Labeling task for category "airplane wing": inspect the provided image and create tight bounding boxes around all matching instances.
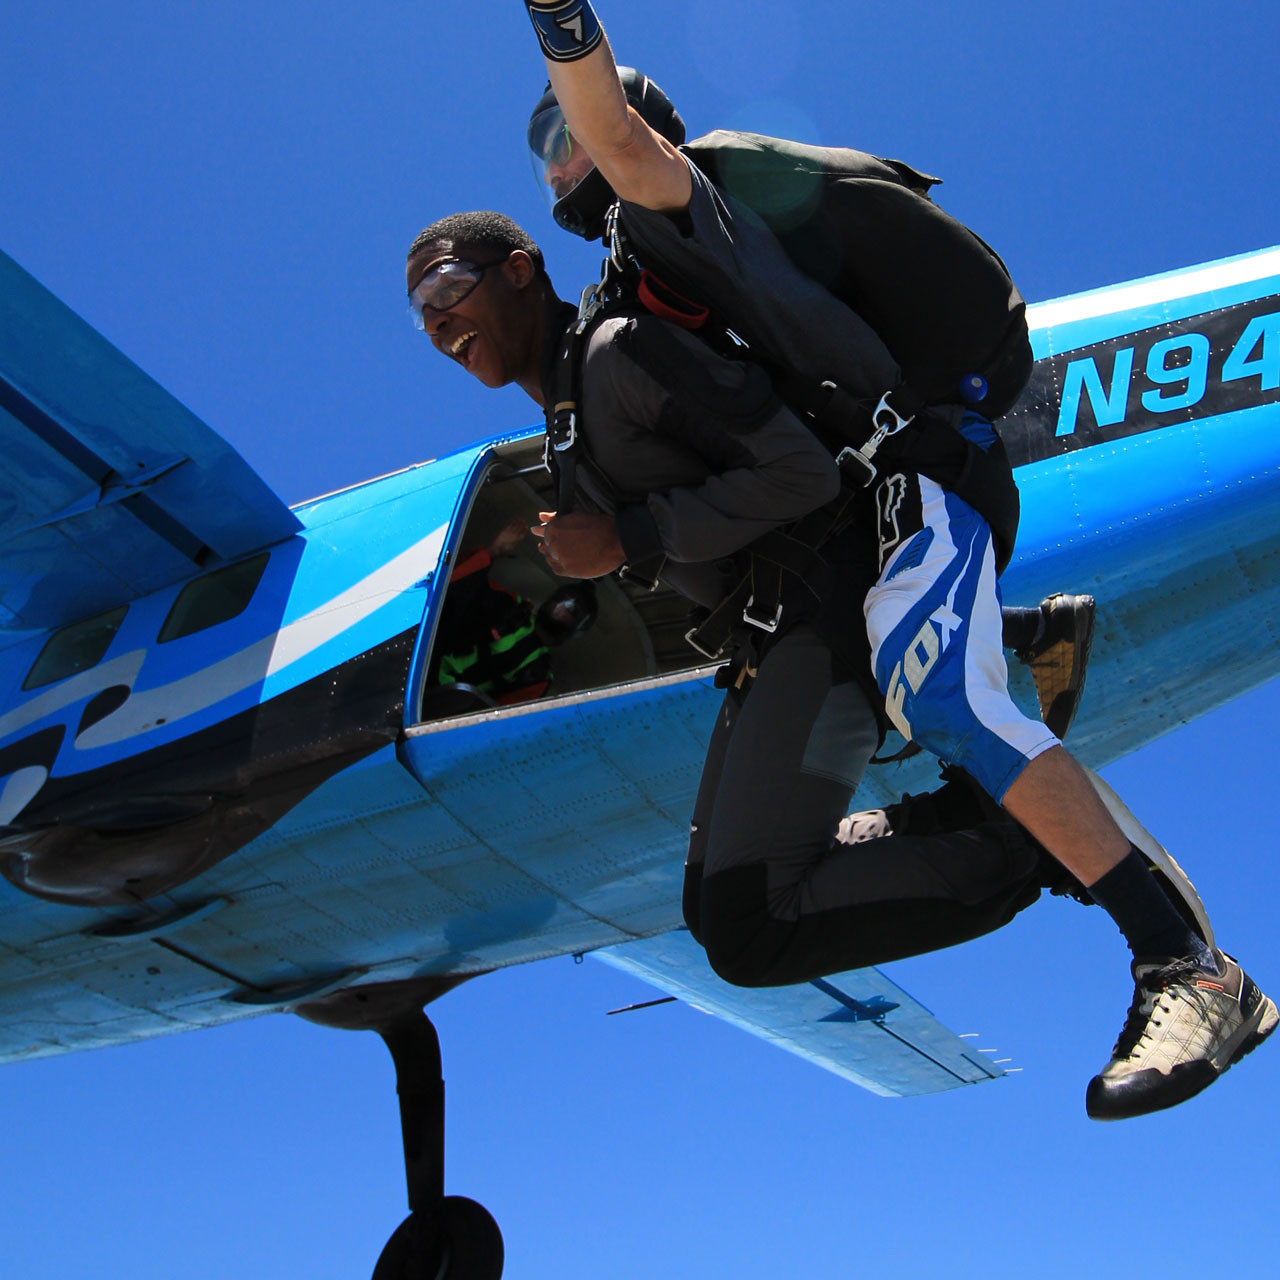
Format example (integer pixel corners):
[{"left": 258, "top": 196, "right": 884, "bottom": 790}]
[
  {"left": 595, "top": 929, "right": 1004, "bottom": 1097},
  {"left": 0, "top": 250, "right": 300, "bottom": 635}
]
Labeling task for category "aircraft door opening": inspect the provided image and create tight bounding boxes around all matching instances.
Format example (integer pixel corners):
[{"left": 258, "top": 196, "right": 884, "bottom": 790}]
[{"left": 404, "top": 433, "right": 711, "bottom": 732}]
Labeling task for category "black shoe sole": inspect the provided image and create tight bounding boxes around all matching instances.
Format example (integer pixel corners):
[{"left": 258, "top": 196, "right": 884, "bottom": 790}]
[{"left": 1085, "top": 994, "right": 1278, "bottom": 1121}]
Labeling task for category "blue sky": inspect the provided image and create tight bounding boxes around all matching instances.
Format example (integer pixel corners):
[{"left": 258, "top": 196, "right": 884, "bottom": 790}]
[{"left": 2, "top": 3, "right": 1278, "bottom": 1277}]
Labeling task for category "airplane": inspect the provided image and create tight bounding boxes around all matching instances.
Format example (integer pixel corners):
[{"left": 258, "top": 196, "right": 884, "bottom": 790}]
[{"left": 2, "top": 238, "right": 1279, "bottom": 1279}]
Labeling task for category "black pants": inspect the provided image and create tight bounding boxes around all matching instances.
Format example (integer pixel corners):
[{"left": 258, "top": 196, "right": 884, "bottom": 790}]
[{"left": 683, "top": 624, "right": 1042, "bottom": 988}]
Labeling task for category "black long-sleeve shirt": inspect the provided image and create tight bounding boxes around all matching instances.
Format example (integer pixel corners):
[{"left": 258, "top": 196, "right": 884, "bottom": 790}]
[{"left": 566, "top": 309, "right": 840, "bottom": 609}]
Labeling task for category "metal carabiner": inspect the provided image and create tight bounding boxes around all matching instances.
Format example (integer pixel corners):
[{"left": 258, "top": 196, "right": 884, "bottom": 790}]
[{"left": 836, "top": 391, "right": 916, "bottom": 487}]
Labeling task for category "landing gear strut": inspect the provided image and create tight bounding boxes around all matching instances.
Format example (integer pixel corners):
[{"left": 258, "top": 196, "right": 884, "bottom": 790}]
[
  {"left": 371, "top": 1012, "right": 504, "bottom": 1280},
  {"left": 293, "top": 979, "right": 504, "bottom": 1279}
]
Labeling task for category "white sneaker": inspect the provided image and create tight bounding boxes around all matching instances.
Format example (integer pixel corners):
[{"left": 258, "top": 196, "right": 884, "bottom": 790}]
[{"left": 1086, "top": 949, "right": 1277, "bottom": 1120}]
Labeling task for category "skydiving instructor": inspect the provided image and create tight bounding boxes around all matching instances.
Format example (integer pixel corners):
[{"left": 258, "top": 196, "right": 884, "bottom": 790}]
[{"left": 425, "top": 0, "right": 1275, "bottom": 1122}]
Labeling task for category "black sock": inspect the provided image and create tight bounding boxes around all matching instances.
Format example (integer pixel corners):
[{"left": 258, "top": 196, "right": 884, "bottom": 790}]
[
  {"left": 1001, "top": 606, "right": 1044, "bottom": 653},
  {"left": 1087, "top": 846, "right": 1215, "bottom": 967}
]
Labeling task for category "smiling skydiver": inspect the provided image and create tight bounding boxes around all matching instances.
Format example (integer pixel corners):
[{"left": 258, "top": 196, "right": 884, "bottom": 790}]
[
  {"left": 408, "top": 210, "right": 1060, "bottom": 1007},
  {"left": 505, "top": 0, "right": 1276, "bottom": 1120}
]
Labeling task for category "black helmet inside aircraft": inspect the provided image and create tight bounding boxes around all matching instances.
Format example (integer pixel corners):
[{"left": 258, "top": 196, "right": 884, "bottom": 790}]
[{"left": 535, "top": 581, "right": 599, "bottom": 645}]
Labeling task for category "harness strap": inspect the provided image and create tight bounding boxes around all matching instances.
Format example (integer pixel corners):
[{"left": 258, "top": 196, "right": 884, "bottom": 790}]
[
  {"left": 544, "top": 205, "right": 660, "bottom": 515},
  {"left": 777, "top": 371, "right": 1020, "bottom": 573},
  {"left": 617, "top": 554, "right": 667, "bottom": 591},
  {"left": 683, "top": 488, "right": 859, "bottom": 661},
  {"left": 685, "top": 573, "right": 756, "bottom": 661},
  {"left": 545, "top": 271, "right": 631, "bottom": 515},
  {"left": 870, "top": 739, "right": 924, "bottom": 765},
  {"left": 636, "top": 270, "right": 710, "bottom": 330},
  {"left": 545, "top": 399, "right": 580, "bottom": 511}
]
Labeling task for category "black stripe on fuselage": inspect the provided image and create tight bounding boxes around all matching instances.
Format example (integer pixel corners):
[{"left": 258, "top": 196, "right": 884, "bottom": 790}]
[
  {"left": 0, "top": 627, "right": 416, "bottom": 907},
  {"left": 999, "top": 293, "right": 1280, "bottom": 468}
]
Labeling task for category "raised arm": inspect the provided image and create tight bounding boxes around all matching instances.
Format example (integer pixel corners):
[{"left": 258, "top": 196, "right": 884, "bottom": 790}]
[{"left": 522, "top": 1, "right": 692, "bottom": 213}]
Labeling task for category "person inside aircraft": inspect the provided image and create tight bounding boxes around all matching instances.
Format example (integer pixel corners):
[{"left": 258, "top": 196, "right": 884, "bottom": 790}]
[
  {"left": 403, "top": 205, "right": 1273, "bottom": 1120},
  {"left": 503, "top": 0, "right": 1277, "bottom": 1120},
  {"left": 430, "top": 516, "right": 597, "bottom": 707}
]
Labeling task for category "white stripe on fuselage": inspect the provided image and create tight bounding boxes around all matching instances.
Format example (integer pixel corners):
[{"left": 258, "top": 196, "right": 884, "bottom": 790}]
[
  {"left": 0, "top": 766, "right": 49, "bottom": 824},
  {"left": 1028, "top": 248, "right": 1280, "bottom": 330},
  {"left": 0, "top": 650, "right": 147, "bottom": 745},
  {"left": 42, "top": 523, "right": 446, "bottom": 753}
]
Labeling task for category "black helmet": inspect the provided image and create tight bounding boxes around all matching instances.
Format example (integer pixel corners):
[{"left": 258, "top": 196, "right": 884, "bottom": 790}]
[
  {"left": 527, "top": 67, "right": 686, "bottom": 242},
  {"left": 535, "top": 581, "right": 598, "bottom": 645}
]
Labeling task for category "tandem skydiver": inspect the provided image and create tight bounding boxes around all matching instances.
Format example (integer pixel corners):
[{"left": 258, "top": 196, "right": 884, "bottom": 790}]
[
  {"left": 408, "top": 207, "right": 1055, "bottom": 1016},
  {"left": 525, "top": 68, "right": 1091, "bottom": 745},
  {"left": 491, "top": 0, "right": 1276, "bottom": 1122},
  {"left": 403, "top": 200, "right": 1273, "bottom": 1123}
]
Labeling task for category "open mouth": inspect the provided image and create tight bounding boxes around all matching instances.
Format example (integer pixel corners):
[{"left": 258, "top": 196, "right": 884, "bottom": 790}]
[{"left": 450, "top": 331, "right": 478, "bottom": 364}]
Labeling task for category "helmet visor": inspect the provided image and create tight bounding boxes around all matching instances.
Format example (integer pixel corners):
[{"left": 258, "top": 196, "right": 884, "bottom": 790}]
[{"left": 527, "top": 103, "right": 596, "bottom": 207}]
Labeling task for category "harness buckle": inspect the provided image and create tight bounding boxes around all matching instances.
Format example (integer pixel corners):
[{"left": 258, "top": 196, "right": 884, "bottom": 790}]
[
  {"left": 549, "top": 403, "right": 578, "bottom": 452},
  {"left": 871, "top": 390, "right": 915, "bottom": 438},
  {"left": 835, "top": 445, "right": 879, "bottom": 488},
  {"left": 574, "top": 281, "right": 603, "bottom": 335},
  {"left": 742, "top": 595, "right": 782, "bottom": 633},
  {"left": 683, "top": 625, "right": 725, "bottom": 661},
  {"left": 863, "top": 390, "right": 915, "bottom": 459},
  {"left": 617, "top": 563, "right": 663, "bottom": 592}
]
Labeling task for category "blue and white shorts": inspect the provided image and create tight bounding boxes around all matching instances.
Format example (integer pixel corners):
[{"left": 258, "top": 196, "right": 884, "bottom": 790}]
[{"left": 864, "top": 419, "right": 1058, "bottom": 802}]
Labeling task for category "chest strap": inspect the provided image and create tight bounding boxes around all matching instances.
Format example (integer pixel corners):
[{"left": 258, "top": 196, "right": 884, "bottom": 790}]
[{"left": 544, "top": 209, "right": 648, "bottom": 514}]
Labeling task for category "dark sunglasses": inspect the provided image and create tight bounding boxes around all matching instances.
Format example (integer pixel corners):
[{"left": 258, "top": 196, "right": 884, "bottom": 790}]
[{"left": 408, "top": 256, "right": 508, "bottom": 329}]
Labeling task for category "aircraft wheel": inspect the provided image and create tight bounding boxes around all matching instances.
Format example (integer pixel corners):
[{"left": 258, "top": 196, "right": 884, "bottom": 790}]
[{"left": 373, "top": 1197, "right": 504, "bottom": 1280}]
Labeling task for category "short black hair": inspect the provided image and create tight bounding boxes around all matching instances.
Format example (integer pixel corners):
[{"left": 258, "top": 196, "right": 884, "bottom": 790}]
[{"left": 407, "top": 211, "right": 546, "bottom": 278}]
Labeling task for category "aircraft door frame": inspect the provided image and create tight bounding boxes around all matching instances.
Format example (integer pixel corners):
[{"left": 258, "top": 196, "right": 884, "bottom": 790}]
[{"left": 401, "top": 430, "right": 549, "bottom": 731}]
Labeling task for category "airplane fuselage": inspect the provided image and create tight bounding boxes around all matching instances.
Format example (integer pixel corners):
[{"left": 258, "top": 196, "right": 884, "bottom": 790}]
[{"left": 1, "top": 246, "right": 1278, "bottom": 1063}]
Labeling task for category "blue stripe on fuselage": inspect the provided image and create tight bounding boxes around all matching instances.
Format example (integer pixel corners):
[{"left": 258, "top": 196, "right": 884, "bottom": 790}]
[
  {"left": 0, "top": 446, "right": 484, "bottom": 781},
  {"left": 1014, "top": 398, "right": 1280, "bottom": 562}
]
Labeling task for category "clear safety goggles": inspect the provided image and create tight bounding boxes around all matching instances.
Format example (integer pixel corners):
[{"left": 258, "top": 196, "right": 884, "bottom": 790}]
[
  {"left": 407, "top": 257, "right": 506, "bottom": 329},
  {"left": 527, "top": 103, "right": 593, "bottom": 204}
]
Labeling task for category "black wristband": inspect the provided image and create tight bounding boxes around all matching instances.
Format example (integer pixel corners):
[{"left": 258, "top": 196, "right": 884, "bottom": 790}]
[{"left": 524, "top": 0, "right": 603, "bottom": 63}]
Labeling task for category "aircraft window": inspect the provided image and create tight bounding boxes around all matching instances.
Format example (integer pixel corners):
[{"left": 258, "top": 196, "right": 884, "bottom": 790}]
[
  {"left": 158, "top": 553, "right": 270, "bottom": 643},
  {"left": 22, "top": 605, "right": 129, "bottom": 691}
]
